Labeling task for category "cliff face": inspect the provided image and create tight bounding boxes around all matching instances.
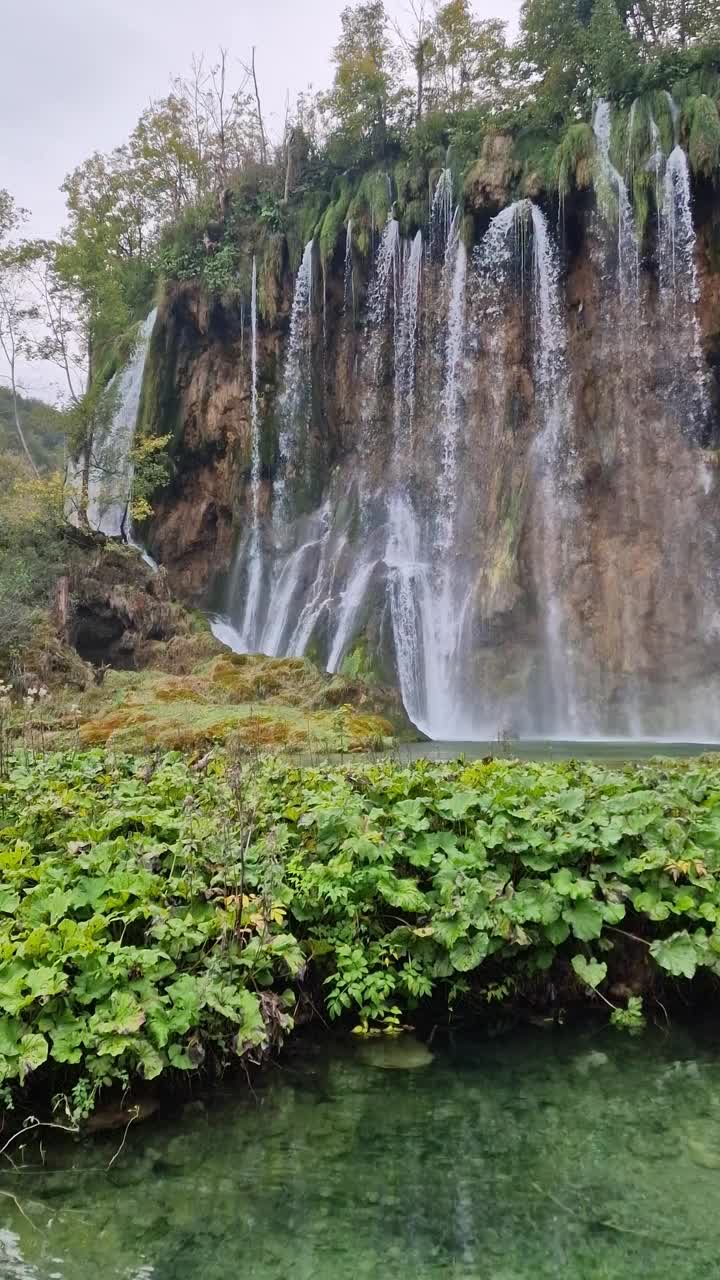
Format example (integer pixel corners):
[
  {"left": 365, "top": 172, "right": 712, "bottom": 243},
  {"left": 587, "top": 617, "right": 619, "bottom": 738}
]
[{"left": 141, "top": 171, "right": 720, "bottom": 739}]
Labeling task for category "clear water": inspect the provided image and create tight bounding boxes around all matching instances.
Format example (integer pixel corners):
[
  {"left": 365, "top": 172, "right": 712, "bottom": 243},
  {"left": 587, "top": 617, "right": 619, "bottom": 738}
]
[
  {"left": 4, "top": 1026, "right": 720, "bottom": 1278},
  {"left": 393, "top": 738, "right": 720, "bottom": 764}
]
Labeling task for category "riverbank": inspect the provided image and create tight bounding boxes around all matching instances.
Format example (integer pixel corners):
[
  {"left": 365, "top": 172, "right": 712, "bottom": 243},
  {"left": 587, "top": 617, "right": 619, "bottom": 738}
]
[{"left": 2, "top": 747, "right": 720, "bottom": 1122}]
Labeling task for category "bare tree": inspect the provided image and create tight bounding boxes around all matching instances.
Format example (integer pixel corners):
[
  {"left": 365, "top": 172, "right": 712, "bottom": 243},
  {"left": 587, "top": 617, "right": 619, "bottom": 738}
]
[
  {"left": 250, "top": 47, "right": 268, "bottom": 165},
  {"left": 392, "top": 0, "right": 433, "bottom": 121},
  {"left": 0, "top": 273, "right": 40, "bottom": 477},
  {"left": 0, "top": 194, "right": 40, "bottom": 476}
]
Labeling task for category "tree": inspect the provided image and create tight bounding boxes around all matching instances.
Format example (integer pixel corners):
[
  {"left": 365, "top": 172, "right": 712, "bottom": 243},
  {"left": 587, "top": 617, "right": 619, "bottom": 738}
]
[
  {"left": 326, "top": 2, "right": 406, "bottom": 155},
  {"left": 516, "top": 0, "right": 590, "bottom": 123},
  {"left": 0, "top": 193, "right": 40, "bottom": 476},
  {"left": 425, "top": 1, "right": 509, "bottom": 113},
  {"left": 585, "top": 0, "right": 640, "bottom": 96},
  {"left": 393, "top": 1, "right": 434, "bottom": 121}
]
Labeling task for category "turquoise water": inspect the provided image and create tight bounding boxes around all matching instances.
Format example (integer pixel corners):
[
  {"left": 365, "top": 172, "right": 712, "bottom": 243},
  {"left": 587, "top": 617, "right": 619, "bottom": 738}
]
[
  {"left": 397, "top": 739, "right": 720, "bottom": 763},
  {"left": 2, "top": 1025, "right": 720, "bottom": 1278}
]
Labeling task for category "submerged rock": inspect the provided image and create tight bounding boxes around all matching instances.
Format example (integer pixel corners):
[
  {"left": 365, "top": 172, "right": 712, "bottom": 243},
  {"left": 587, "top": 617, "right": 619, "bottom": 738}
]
[{"left": 356, "top": 1035, "right": 433, "bottom": 1071}]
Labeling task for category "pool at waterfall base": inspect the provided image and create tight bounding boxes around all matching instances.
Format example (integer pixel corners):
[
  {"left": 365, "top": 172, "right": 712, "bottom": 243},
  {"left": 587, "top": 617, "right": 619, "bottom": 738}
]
[{"left": 3, "top": 1023, "right": 720, "bottom": 1279}]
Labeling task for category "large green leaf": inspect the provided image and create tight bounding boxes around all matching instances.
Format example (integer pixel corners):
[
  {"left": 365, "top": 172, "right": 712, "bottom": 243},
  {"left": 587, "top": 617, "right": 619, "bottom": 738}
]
[
  {"left": 564, "top": 899, "right": 605, "bottom": 941},
  {"left": 571, "top": 955, "right": 607, "bottom": 989},
  {"left": 650, "top": 931, "right": 699, "bottom": 980},
  {"left": 449, "top": 933, "right": 489, "bottom": 972}
]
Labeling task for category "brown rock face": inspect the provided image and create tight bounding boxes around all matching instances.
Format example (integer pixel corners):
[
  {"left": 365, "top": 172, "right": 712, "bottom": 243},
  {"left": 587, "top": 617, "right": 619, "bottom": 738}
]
[{"left": 141, "top": 186, "right": 720, "bottom": 738}]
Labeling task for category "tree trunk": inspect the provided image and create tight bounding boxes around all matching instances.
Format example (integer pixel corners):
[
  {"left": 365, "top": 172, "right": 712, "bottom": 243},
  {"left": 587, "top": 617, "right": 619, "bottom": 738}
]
[
  {"left": 9, "top": 361, "right": 39, "bottom": 477},
  {"left": 251, "top": 48, "right": 268, "bottom": 166}
]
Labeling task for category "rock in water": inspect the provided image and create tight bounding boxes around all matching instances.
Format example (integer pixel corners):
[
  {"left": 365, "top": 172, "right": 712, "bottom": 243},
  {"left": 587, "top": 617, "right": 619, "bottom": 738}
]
[{"left": 356, "top": 1035, "right": 433, "bottom": 1070}]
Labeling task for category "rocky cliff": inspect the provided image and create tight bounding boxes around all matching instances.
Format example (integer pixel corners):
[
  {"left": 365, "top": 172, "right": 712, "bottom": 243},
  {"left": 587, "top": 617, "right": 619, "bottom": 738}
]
[{"left": 136, "top": 124, "right": 720, "bottom": 740}]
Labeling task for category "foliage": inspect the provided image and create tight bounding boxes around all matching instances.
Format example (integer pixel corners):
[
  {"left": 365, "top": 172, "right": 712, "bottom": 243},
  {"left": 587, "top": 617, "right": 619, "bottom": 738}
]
[
  {"left": 0, "top": 387, "right": 66, "bottom": 472},
  {"left": 0, "top": 751, "right": 298, "bottom": 1119},
  {"left": 5, "top": 750, "right": 720, "bottom": 1112},
  {"left": 245, "top": 753, "right": 720, "bottom": 1032},
  {"left": 323, "top": 1, "right": 409, "bottom": 162},
  {"left": 0, "top": 458, "right": 68, "bottom": 667},
  {"left": 554, "top": 123, "right": 596, "bottom": 197},
  {"left": 686, "top": 94, "right": 720, "bottom": 179}
]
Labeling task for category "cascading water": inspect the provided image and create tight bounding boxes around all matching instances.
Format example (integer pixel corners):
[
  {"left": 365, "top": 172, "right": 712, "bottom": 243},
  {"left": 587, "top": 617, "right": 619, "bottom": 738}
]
[
  {"left": 234, "top": 258, "right": 264, "bottom": 648},
  {"left": 211, "top": 124, "right": 718, "bottom": 741},
  {"left": 430, "top": 168, "right": 454, "bottom": 257},
  {"left": 73, "top": 309, "right": 157, "bottom": 537},
  {"left": 275, "top": 239, "right": 314, "bottom": 504},
  {"left": 593, "top": 99, "right": 639, "bottom": 297},
  {"left": 344, "top": 219, "right": 354, "bottom": 314},
  {"left": 528, "top": 203, "right": 579, "bottom": 732}
]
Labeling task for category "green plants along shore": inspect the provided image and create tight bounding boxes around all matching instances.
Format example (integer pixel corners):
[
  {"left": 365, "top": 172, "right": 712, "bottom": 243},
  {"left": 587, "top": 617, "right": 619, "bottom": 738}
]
[{"left": 2, "top": 749, "right": 720, "bottom": 1119}]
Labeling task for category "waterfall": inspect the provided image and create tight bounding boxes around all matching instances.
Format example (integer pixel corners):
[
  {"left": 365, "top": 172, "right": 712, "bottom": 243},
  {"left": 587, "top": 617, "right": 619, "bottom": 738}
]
[
  {"left": 438, "top": 213, "right": 467, "bottom": 549},
  {"left": 394, "top": 231, "right": 423, "bottom": 434},
  {"left": 326, "top": 559, "right": 377, "bottom": 673},
  {"left": 528, "top": 203, "right": 578, "bottom": 732},
  {"left": 275, "top": 240, "right": 314, "bottom": 504},
  {"left": 660, "top": 146, "right": 699, "bottom": 306},
  {"left": 593, "top": 99, "right": 639, "bottom": 296},
  {"left": 430, "top": 169, "right": 454, "bottom": 258},
  {"left": 78, "top": 308, "right": 157, "bottom": 537},
  {"left": 344, "top": 219, "right": 354, "bottom": 313},
  {"left": 235, "top": 258, "right": 264, "bottom": 649},
  {"left": 212, "top": 119, "right": 717, "bottom": 742}
]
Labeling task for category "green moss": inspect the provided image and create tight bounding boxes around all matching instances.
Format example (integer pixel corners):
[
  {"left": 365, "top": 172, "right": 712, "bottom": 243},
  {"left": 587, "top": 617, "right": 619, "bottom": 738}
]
[
  {"left": 394, "top": 159, "right": 426, "bottom": 203},
  {"left": 347, "top": 168, "right": 393, "bottom": 258},
  {"left": 318, "top": 184, "right": 353, "bottom": 266},
  {"left": 398, "top": 198, "right": 426, "bottom": 238},
  {"left": 258, "top": 233, "right": 285, "bottom": 325},
  {"left": 75, "top": 652, "right": 413, "bottom": 753},
  {"left": 285, "top": 190, "right": 330, "bottom": 273},
  {"left": 554, "top": 123, "right": 596, "bottom": 198},
  {"left": 632, "top": 168, "right": 654, "bottom": 243},
  {"left": 649, "top": 89, "right": 675, "bottom": 157},
  {"left": 687, "top": 95, "right": 720, "bottom": 180},
  {"left": 625, "top": 97, "right": 654, "bottom": 178},
  {"left": 340, "top": 638, "right": 380, "bottom": 685},
  {"left": 513, "top": 128, "right": 558, "bottom": 196},
  {"left": 135, "top": 301, "right": 181, "bottom": 447}
]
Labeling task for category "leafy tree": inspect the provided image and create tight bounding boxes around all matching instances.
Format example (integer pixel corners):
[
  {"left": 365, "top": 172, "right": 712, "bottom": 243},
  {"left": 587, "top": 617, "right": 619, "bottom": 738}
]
[
  {"left": 618, "top": 0, "right": 720, "bottom": 48},
  {"left": 515, "top": 0, "right": 590, "bottom": 124},
  {"left": 585, "top": 0, "right": 641, "bottom": 96},
  {"left": 325, "top": 2, "right": 407, "bottom": 157},
  {"left": 426, "top": 0, "right": 509, "bottom": 113}
]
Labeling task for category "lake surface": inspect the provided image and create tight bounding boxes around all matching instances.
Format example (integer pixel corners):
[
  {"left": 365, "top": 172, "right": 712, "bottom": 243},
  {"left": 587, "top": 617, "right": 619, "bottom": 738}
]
[
  {"left": 402, "top": 739, "right": 720, "bottom": 763},
  {"left": 3, "top": 1024, "right": 720, "bottom": 1278}
]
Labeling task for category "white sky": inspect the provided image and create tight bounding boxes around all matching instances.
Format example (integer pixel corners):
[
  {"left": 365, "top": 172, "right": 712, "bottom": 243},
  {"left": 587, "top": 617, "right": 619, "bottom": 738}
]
[{"left": 1, "top": 0, "right": 519, "bottom": 399}]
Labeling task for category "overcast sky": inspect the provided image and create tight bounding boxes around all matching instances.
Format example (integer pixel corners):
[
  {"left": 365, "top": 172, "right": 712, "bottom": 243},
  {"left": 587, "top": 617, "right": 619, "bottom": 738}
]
[{"left": 1, "top": 0, "right": 519, "bottom": 398}]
